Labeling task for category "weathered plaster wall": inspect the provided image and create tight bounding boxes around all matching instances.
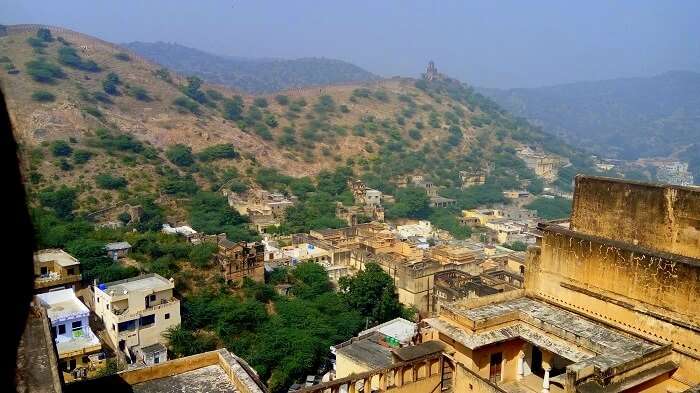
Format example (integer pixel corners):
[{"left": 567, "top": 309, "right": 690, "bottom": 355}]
[
  {"left": 526, "top": 229, "right": 700, "bottom": 386},
  {"left": 571, "top": 176, "right": 700, "bottom": 259}
]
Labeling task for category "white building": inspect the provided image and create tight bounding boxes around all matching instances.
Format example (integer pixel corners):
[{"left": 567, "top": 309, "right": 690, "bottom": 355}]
[
  {"left": 365, "top": 189, "right": 383, "bottom": 207},
  {"left": 395, "top": 220, "right": 434, "bottom": 239},
  {"left": 92, "top": 273, "right": 180, "bottom": 365},
  {"left": 36, "top": 289, "right": 101, "bottom": 376}
]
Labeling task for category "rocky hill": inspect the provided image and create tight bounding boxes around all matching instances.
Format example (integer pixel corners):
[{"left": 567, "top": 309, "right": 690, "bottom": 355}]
[
  {"left": 124, "top": 41, "right": 379, "bottom": 94},
  {"left": 1, "top": 24, "right": 595, "bottom": 217}
]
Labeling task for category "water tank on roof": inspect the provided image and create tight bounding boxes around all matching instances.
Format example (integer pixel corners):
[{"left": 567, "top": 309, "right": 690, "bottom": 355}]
[{"left": 98, "top": 283, "right": 107, "bottom": 291}]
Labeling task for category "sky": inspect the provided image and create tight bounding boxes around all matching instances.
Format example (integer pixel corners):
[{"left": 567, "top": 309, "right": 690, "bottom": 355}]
[{"left": 2, "top": 0, "right": 699, "bottom": 88}]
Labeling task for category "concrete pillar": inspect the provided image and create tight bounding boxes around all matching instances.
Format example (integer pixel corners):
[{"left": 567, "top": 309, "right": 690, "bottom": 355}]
[
  {"left": 363, "top": 377, "right": 371, "bottom": 393},
  {"left": 348, "top": 381, "right": 356, "bottom": 393},
  {"left": 379, "top": 372, "right": 387, "bottom": 390},
  {"left": 516, "top": 349, "right": 526, "bottom": 380},
  {"left": 425, "top": 359, "right": 432, "bottom": 376},
  {"left": 411, "top": 366, "right": 417, "bottom": 382},
  {"left": 541, "top": 366, "right": 551, "bottom": 393}
]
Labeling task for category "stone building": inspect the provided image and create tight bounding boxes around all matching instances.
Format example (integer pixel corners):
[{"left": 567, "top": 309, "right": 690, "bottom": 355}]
[
  {"left": 218, "top": 239, "right": 265, "bottom": 284},
  {"left": 297, "top": 175, "right": 700, "bottom": 393},
  {"left": 459, "top": 170, "right": 486, "bottom": 189}
]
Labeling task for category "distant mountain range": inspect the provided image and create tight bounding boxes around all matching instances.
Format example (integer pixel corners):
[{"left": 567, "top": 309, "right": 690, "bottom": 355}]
[
  {"left": 479, "top": 71, "right": 700, "bottom": 161},
  {"left": 123, "top": 41, "right": 379, "bottom": 94}
]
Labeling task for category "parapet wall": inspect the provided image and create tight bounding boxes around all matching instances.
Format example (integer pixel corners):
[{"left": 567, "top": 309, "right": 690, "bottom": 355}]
[{"left": 571, "top": 176, "right": 700, "bottom": 259}]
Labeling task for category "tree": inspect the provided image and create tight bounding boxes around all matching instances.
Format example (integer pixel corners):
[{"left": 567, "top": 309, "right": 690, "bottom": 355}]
[
  {"left": 275, "top": 95, "right": 289, "bottom": 105},
  {"left": 387, "top": 187, "right": 430, "bottom": 219},
  {"left": 188, "top": 192, "right": 257, "bottom": 241},
  {"left": 102, "top": 72, "right": 121, "bottom": 95},
  {"left": 339, "top": 263, "right": 403, "bottom": 324},
  {"left": 291, "top": 262, "right": 331, "bottom": 299},
  {"left": 38, "top": 186, "right": 77, "bottom": 219},
  {"left": 182, "top": 76, "right": 208, "bottom": 104},
  {"left": 36, "top": 28, "right": 54, "bottom": 42},
  {"left": 95, "top": 173, "right": 128, "bottom": 190},
  {"left": 189, "top": 243, "right": 218, "bottom": 267},
  {"left": 253, "top": 97, "right": 269, "bottom": 108},
  {"left": 166, "top": 144, "right": 194, "bottom": 167},
  {"left": 222, "top": 98, "right": 244, "bottom": 120},
  {"left": 25, "top": 58, "right": 65, "bottom": 83},
  {"left": 525, "top": 197, "right": 572, "bottom": 220},
  {"left": 51, "top": 140, "right": 72, "bottom": 157}
]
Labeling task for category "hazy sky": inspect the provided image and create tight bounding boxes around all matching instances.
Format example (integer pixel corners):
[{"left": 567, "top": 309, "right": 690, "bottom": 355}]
[{"left": 2, "top": 0, "right": 699, "bottom": 88}]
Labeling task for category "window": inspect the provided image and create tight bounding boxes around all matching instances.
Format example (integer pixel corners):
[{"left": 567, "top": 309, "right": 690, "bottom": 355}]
[
  {"left": 72, "top": 321, "right": 82, "bottom": 329},
  {"left": 139, "top": 314, "right": 155, "bottom": 327},
  {"left": 149, "top": 294, "right": 156, "bottom": 302},
  {"left": 164, "top": 313, "right": 170, "bottom": 320},
  {"left": 82, "top": 356, "right": 89, "bottom": 364},
  {"left": 118, "top": 319, "right": 138, "bottom": 332},
  {"left": 489, "top": 352, "right": 502, "bottom": 383},
  {"left": 67, "top": 268, "right": 75, "bottom": 275},
  {"left": 58, "top": 324, "right": 66, "bottom": 335},
  {"left": 96, "top": 297, "right": 100, "bottom": 303},
  {"left": 106, "top": 304, "right": 109, "bottom": 310},
  {"left": 154, "top": 356, "right": 160, "bottom": 364},
  {"left": 40, "top": 266, "right": 48, "bottom": 275}
]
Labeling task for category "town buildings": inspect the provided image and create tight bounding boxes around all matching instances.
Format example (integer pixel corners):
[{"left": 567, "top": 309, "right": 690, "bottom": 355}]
[
  {"left": 92, "top": 273, "right": 181, "bottom": 365},
  {"left": 34, "top": 249, "right": 82, "bottom": 293},
  {"left": 36, "top": 289, "right": 102, "bottom": 380},
  {"left": 297, "top": 175, "right": 700, "bottom": 393},
  {"left": 516, "top": 146, "right": 561, "bottom": 182},
  {"left": 218, "top": 239, "right": 266, "bottom": 284}
]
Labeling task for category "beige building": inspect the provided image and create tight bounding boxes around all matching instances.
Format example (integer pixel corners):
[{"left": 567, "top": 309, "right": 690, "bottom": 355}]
[
  {"left": 92, "top": 273, "right": 180, "bottom": 363},
  {"left": 34, "top": 249, "right": 82, "bottom": 293}
]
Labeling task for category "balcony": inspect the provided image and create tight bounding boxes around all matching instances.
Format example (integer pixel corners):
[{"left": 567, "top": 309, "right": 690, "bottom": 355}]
[
  {"left": 113, "top": 297, "right": 180, "bottom": 322},
  {"left": 34, "top": 273, "right": 82, "bottom": 289}
]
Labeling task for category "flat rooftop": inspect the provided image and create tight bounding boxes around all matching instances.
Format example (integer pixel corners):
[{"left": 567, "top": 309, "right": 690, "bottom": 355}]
[
  {"left": 37, "top": 288, "right": 89, "bottom": 321},
  {"left": 35, "top": 249, "right": 80, "bottom": 267},
  {"left": 335, "top": 332, "right": 394, "bottom": 370},
  {"left": 101, "top": 273, "right": 173, "bottom": 295},
  {"left": 429, "top": 297, "right": 661, "bottom": 372},
  {"left": 131, "top": 365, "right": 237, "bottom": 393}
]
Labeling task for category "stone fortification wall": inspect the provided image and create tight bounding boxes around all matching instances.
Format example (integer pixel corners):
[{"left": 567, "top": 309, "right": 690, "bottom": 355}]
[{"left": 571, "top": 175, "right": 700, "bottom": 259}]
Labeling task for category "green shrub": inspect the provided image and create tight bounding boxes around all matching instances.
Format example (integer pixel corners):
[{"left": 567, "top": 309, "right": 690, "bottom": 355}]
[
  {"left": 83, "top": 107, "right": 103, "bottom": 119},
  {"left": 189, "top": 243, "right": 218, "bottom": 267},
  {"left": 25, "top": 58, "right": 65, "bottom": 83},
  {"left": 161, "top": 174, "right": 199, "bottom": 196},
  {"left": 36, "top": 28, "right": 54, "bottom": 42},
  {"left": 26, "top": 37, "right": 47, "bottom": 49},
  {"left": 166, "top": 144, "right": 194, "bottom": 167},
  {"left": 254, "top": 123, "right": 273, "bottom": 141},
  {"left": 408, "top": 129, "right": 422, "bottom": 140},
  {"left": 314, "top": 95, "right": 336, "bottom": 114},
  {"left": 73, "top": 149, "right": 93, "bottom": 164},
  {"left": 51, "top": 140, "right": 72, "bottom": 157},
  {"left": 114, "top": 52, "right": 131, "bottom": 61},
  {"left": 173, "top": 96, "right": 200, "bottom": 115},
  {"left": 275, "top": 95, "right": 289, "bottom": 105},
  {"left": 339, "top": 104, "right": 350, "bottom": 113},
  {"left": 58, "top": 47, "right": 100, "bottom": 72},
  {"left": 31, "top": 90, "right": 55, "bottom": 102},
  {"left": 373, "top": 90, "right": 389, "bottom": 102},
  {"left": 222, "top": 97, "right": 244, "bottom": 120},
  {"left": 352, "top": 88, "right": 371, "bottom": 98},
  {"left": 154, "top": 68, "right": 172, "bottom": 83},
  {"left": 206, "top": 89, "right": 223, "bottom": 101},
  {"left": 264, "top": 114, "right": 278, "bottom": 128},
  {"left": 197, "top": 144, "right": 238, "bottom": 161},
  {"left": 95, "top": 173, "right": 128, "bottom": 189},
  {"left": 92, "top": 91, "right": 113, "bottom": 104},
  {"left": 253, "top": 97, "right": 268, "bottom": 108},
  {"left": 102, "top": 72, "right": 121, "bottom": 95},
  {"left": 129, "top": 86, "right": 151, "bottom": 101}
]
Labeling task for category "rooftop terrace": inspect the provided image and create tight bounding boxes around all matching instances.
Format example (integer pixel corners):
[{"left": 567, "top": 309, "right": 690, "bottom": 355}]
[
  {"left": 100, "top": 273, "right": 173, "bottom": 295},
  {"left": 35, "top": 249, "right": 80, "bottom": 267}
]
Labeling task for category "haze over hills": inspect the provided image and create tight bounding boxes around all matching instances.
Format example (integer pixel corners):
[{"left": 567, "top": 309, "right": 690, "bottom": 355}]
[
  {"left": 479, "top": 71, "right": 700, "bottom": 163},
  {"left": 1, "top": 24, "right": 598, "bottom": 220},
  {"left": 123, "top": 41, "right": 379, "bottom": 94}
]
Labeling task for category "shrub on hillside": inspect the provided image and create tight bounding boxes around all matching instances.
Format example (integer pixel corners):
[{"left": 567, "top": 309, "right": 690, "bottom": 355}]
[
  {"left": 275, "top": 95, "right": 289, "bottom": 105},
  {"left": 26, "top": 37, "right": 47, "bottom": 49},
  {"left": 253, "top": 97, "right": 268, "bottom": 108},
  {"left": 51, "top": 140, "right": 72, "bottom": 157},
  {"left": 196, "top": 144, "right": 238, "bottom": 162},
  {"left": 128, "top": 86, "right": 151, "bottom": 101},
  {"left": 58, "top": 47, "right": 100, "bottom": 72},
  {"left": 36, "top": 28, "right": 54, "bottom": 42},
  {"left": 32, "top": 90, "right": 55, "bottom": 102},
  {"left": 95, "top": 173, "right": 128, "bottom": 190},
  {"left": 166, "top": 144, "right": 194, "bottom": 167},
  {"left": 114, "top": 52, "right": 131, "bottom": 61},
  {"left": 25, "top": 58, "right": 65, "bottom": 83},
  {"left": 173, "top": 96, "right": 200, "bottom": 115},
  {"left": 73, "top": 150, "right": 93, "bottom": 164}
]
